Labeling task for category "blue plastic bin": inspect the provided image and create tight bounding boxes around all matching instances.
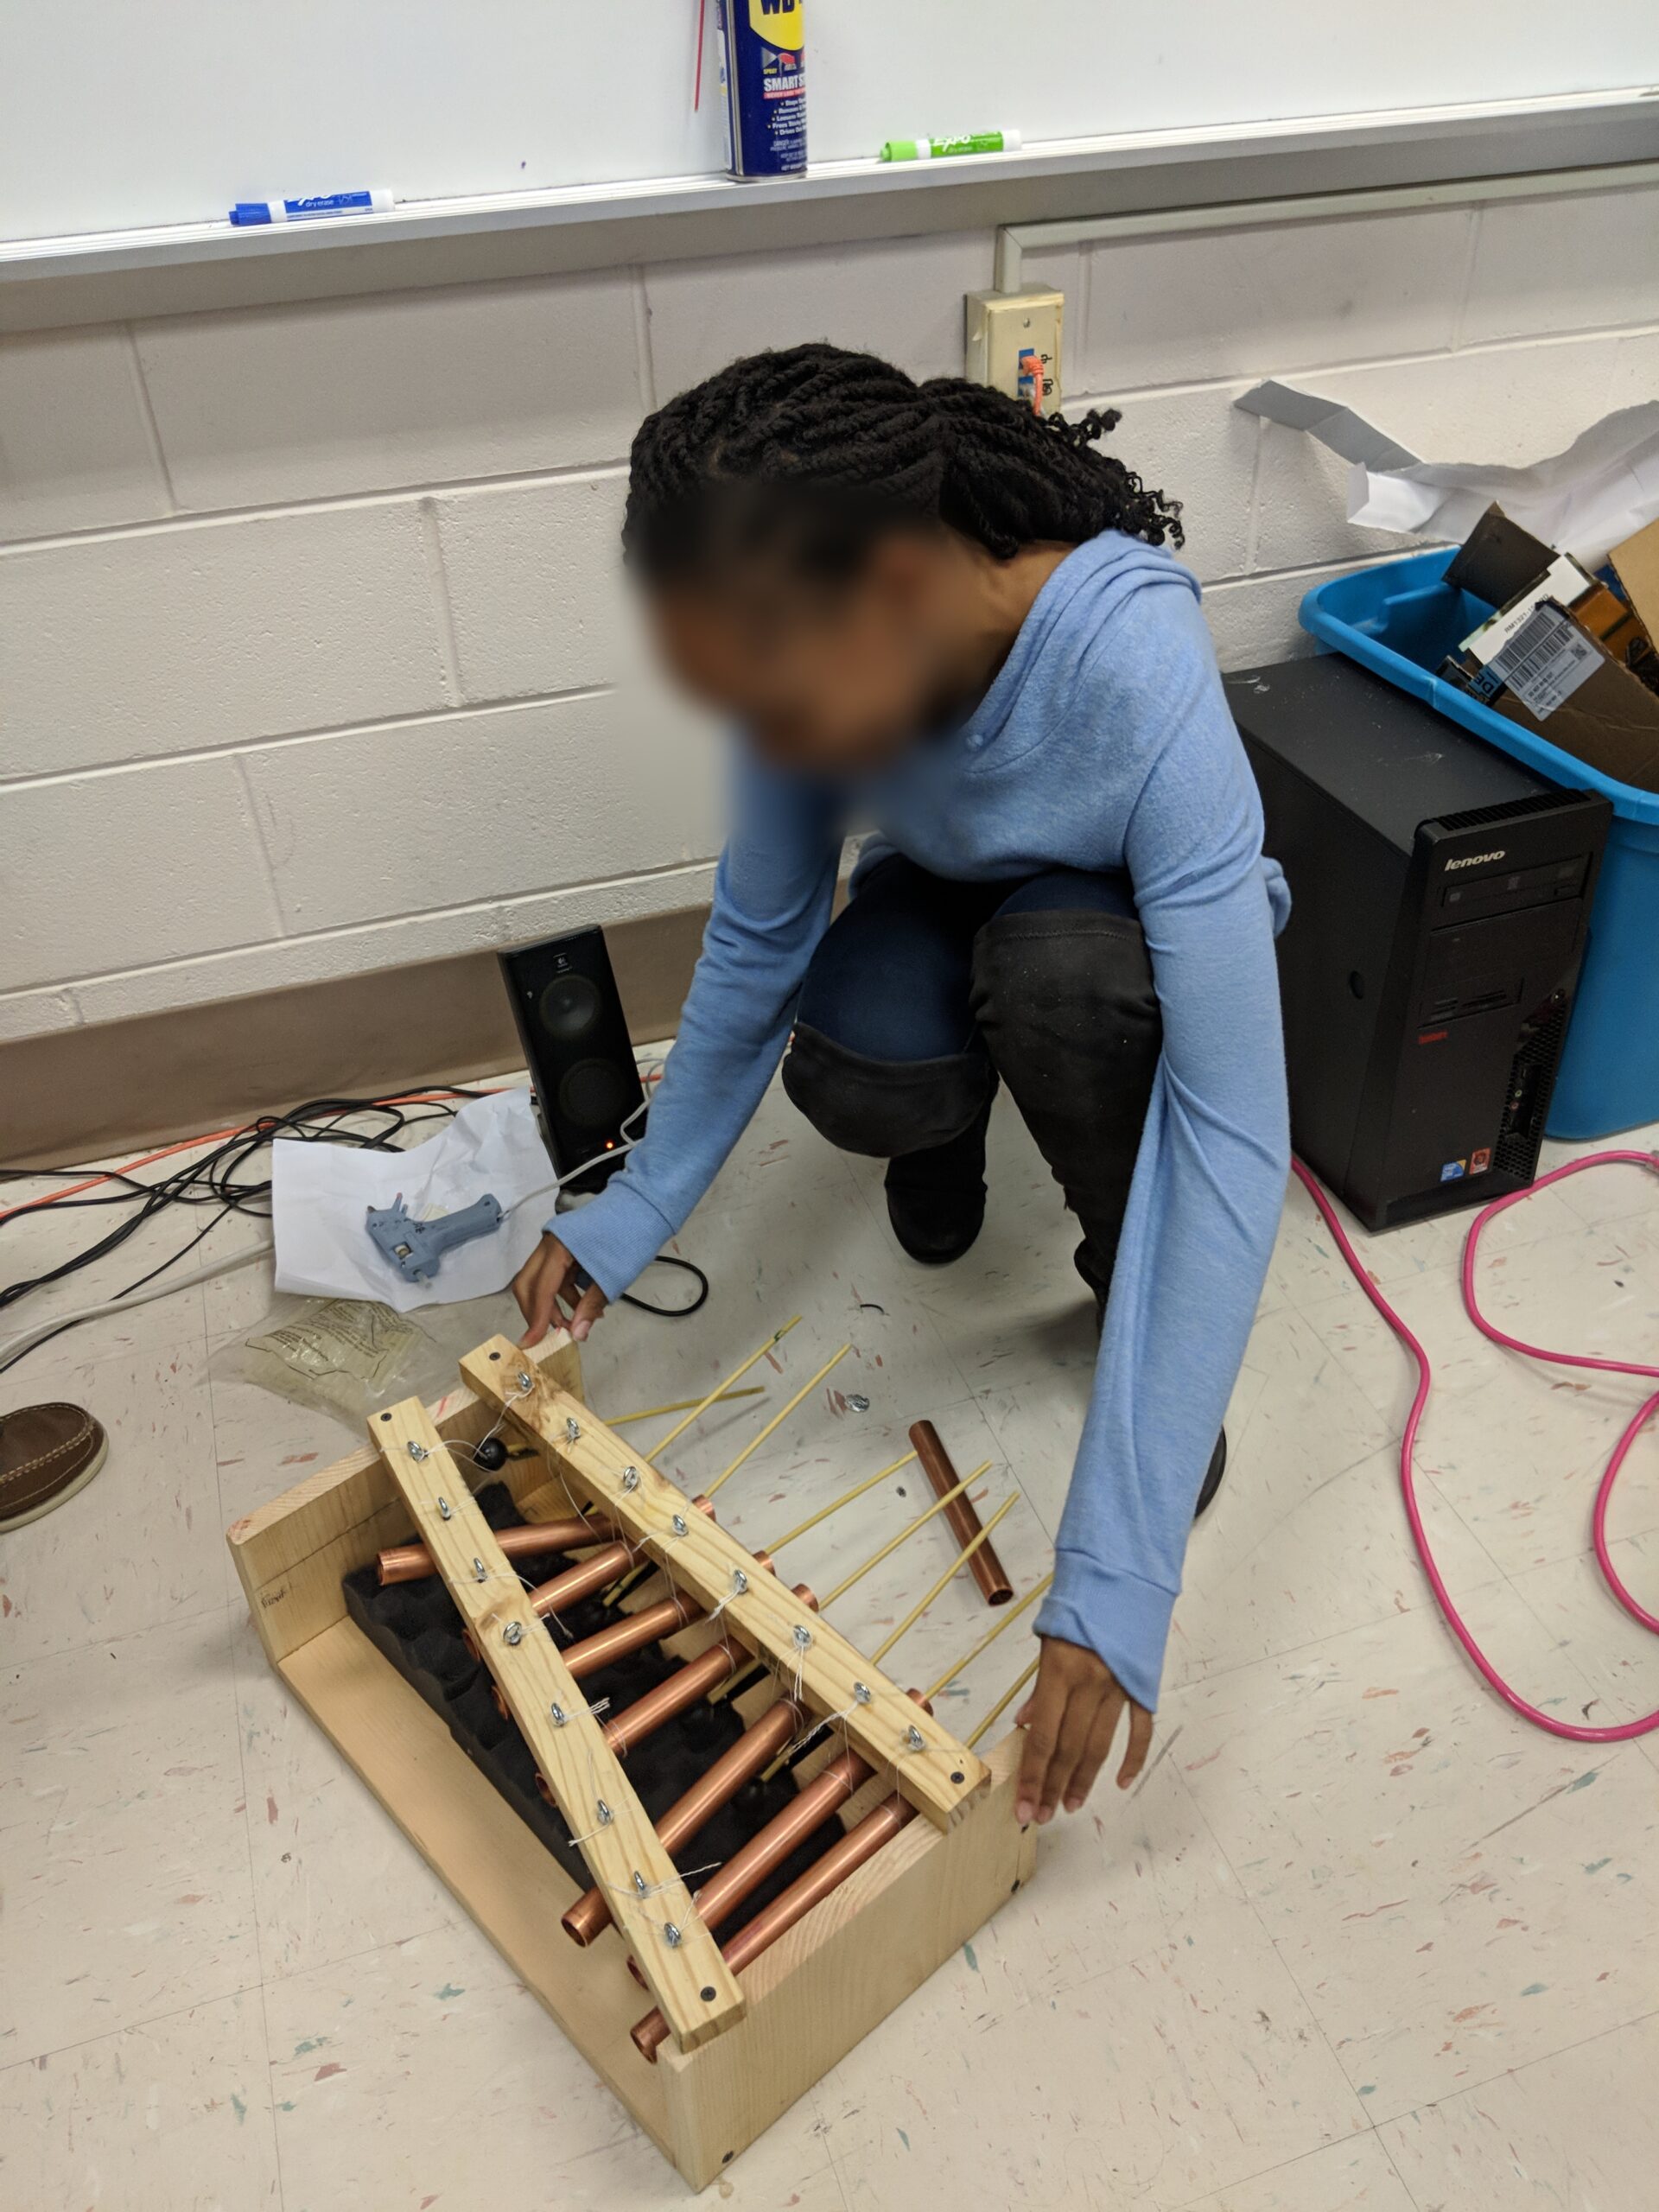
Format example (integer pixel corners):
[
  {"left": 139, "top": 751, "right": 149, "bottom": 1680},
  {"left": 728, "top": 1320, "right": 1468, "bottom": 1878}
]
[{"left": 1300, "top": 549, "right": 1659, "bottom": 1140}]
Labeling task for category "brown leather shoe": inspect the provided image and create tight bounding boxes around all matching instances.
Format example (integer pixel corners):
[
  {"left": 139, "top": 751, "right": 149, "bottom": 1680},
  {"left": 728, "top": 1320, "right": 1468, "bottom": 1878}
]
[{"left": 0, "top": 1403, "right": 109, "bottom": 1534}]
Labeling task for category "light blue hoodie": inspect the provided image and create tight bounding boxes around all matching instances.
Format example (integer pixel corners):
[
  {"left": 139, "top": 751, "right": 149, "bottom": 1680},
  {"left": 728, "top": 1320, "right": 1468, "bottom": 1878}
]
[{"left": 558, "top": 532, "right": 1289, "bottom": 1708}]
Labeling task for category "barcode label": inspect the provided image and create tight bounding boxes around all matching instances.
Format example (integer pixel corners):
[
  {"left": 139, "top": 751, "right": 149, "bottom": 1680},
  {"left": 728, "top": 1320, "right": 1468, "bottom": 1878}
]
[{"left": 1488, "top": 603, "right": 1599, "bottom": 721}]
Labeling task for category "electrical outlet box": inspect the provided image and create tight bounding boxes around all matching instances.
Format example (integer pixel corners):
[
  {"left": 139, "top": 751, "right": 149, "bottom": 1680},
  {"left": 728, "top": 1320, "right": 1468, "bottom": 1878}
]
[{"left": 964, "top": 288, "right": 1064, "bottom": 414}]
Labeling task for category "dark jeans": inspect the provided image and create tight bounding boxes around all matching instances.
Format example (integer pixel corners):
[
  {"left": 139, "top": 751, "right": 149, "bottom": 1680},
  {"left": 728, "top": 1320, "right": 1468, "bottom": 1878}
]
[{"left": 781, "top": 855, "right": 1164, "bottom": 1298}]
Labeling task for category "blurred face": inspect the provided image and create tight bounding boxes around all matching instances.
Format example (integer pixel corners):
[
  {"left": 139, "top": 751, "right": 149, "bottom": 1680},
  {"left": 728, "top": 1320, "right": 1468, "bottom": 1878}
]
[{"left": 646, "top": 527, "right": 963, "bottom": 773}]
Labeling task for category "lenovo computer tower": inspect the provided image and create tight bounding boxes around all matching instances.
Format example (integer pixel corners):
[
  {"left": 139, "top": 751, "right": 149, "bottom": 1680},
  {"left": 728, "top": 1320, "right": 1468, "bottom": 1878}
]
[{"left": 1228, "top": 655, "right": 1611, "bottom": 1231}]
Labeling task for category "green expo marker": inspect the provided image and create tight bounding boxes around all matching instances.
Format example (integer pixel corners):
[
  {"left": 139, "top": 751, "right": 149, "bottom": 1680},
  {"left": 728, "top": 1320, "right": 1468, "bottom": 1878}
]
[{"left": 880, "top": 129, "right": 1021, "bottom": 162}]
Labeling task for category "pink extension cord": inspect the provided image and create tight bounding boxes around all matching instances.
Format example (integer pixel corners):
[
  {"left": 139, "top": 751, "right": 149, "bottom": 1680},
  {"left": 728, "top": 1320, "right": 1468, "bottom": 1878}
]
[{"left": 1291, "top": 1150, "right": 1659, "bottom": 1742}]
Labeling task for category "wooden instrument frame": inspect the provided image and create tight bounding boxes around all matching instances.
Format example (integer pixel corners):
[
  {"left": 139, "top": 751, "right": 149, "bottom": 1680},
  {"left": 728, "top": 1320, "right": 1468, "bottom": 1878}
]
[{"left": 226, "top": 1331, "right": 1037, "bottom": 2191}]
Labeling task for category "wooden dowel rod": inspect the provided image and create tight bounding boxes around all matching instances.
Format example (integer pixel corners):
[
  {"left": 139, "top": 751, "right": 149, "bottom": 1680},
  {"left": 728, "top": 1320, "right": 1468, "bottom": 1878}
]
[
  {"left": 766, "top": 1449, "right": 918, "bottom": 1554},
  {"left": 869, "top": 1494, "right": 1018, "bottom": 1667},
  {"left": 646, "top": 1318, "right": 800, "bottom": 1458},
  {"left": 909, "top": 1419, "right": 1014, "bottom": 1606},
  {"left": 607, "top": 1385, "right": 762, "bottom": 1427},
  {"left": 968, "top": 1656, "right": 1040, "bottom": 1748},
  {"left": 816, "top": 1466, "right": 987, "bottom": 1611},
  {"left": 702, "top": 1344, "right": 851, "bottom": 1499},
  {"left": 921, "top": 1571, "right": 1052, "bottom": 1703}
]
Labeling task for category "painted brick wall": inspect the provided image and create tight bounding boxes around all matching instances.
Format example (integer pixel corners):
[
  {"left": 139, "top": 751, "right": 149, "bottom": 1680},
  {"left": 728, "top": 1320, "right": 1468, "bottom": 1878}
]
[{"left": 3, "top": 186, "right": 1656, "bottom": 1044}]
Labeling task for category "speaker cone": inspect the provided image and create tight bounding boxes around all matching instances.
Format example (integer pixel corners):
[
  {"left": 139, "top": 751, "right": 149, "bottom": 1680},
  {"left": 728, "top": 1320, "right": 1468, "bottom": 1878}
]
[
  {"left": 559, "top": 1058, "right": 633, "bottom": 1131},
  {"left": 537, "top": 973, "right": 601, "bottom": 1042}
]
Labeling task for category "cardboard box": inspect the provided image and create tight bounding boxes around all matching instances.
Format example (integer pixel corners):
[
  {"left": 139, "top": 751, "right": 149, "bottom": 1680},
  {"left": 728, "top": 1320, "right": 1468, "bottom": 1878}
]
[{"left": 1440, "top": 505, "right": 1659, "bottom": 792}]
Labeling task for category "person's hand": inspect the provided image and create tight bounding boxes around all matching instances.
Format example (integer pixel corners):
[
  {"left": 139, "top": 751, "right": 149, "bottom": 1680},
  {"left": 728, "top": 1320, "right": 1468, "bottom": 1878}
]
[
  {"left": 512, "top": 1232, "right": 608, "bottom": 1346},
  {"left": 1014, "top": 1633, "right": 1153, "bottom": 1825}
]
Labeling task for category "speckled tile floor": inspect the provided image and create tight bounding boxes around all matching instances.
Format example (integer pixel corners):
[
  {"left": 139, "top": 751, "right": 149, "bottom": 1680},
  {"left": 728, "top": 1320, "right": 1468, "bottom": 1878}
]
[{"left": 3, "top": 1070, "right": 1656, "bottom": 2210}]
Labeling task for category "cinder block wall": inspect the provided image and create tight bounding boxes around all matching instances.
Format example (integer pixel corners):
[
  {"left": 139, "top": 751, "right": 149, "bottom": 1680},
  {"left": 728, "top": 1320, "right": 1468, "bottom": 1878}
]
[{"left": 3, "top": 183, "right": 1656, "bottom": 1049}]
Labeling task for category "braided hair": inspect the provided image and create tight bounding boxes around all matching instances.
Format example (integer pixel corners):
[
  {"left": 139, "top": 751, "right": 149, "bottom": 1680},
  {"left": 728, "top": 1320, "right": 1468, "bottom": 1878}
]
[{"left": 622, "top": 342, "right": 1183, "bottom": 583}]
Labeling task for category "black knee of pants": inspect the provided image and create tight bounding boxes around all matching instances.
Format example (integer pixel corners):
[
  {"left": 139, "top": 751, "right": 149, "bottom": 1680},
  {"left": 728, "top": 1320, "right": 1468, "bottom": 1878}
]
[
  {"left": 969, "top": 907, "right": 1163, "bottom": 1296},
  {"left": 781, "top": 1023, "right": 994, "bottom": 1160}
]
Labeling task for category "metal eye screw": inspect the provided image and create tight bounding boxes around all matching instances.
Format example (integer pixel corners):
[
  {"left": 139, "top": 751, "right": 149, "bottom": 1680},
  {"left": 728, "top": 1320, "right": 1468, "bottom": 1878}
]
[
  {"left": 848, "top": 1394, "right": 870, "bottom": 1413},
  {"left": 472, "top": 1557, "right": 487, "bottom": 1582},
  {"left": 595, "top": 1799, "right": 613, "bottom": 1827},
  {"left": 621, "top": 1465, "right": 641, "bottom": 1492},
  {"left": 730, "top": 1568, "right": 749, "bottom": 1598},
  {"left": 853, "top": 1682, "right": 874, "bottom": 1707},
  {"left": 663, "top": 1923, "right": 683, "bottom": 1949},
  {"left": 502, "top": 1621, "right": 524, "bottom": 1647},
  {"left": 436, "top": 1496, "right": 453, "bottom": 1520},
  {"left": 906, "top": 1724, "right": 926, "bottom": 1751},
  {"left": 407, "top": 1440, "right": 429, "bottom": 1461},
  {"left": 565, "top": 1416, "right": 582, "bottom": 1444},
  {"left": 671, "top": 1513, "right": 690, "bottom": 1538},
  {"left": 792, "top": 1624, "right": 813, "bottom": 1652},
  {"left": 549, "top": 1702, "right": 568, "bottom": 1727},
  {"left": 632, "top": 1870, "right": 648, "bottom": 1895}
]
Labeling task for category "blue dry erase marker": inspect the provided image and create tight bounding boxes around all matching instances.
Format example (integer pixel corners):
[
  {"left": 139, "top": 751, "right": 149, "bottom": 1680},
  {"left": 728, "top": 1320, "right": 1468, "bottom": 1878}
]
[{"left": 230, "top": 190, "right": 394, "bottom": 226}]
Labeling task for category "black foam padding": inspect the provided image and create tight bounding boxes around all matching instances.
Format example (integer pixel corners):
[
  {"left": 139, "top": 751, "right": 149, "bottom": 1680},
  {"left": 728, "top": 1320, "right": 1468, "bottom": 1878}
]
[{"left": 346, "top": 1483, "right": 836, "bottom": 1939}]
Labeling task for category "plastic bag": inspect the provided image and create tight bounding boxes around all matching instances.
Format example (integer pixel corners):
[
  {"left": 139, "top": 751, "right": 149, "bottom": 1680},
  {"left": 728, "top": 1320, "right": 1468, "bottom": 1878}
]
[{"left": 214, "top": 1287, "right": 526, "bottom": 1429}]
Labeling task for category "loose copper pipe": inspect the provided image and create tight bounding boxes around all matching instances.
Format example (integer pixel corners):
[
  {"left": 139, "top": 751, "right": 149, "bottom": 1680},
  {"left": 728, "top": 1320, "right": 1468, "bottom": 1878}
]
[
  {"left": 560, "top": 1694, "right": 806, "bottom": 1946},
  {"left": 909, "top": 1421, "right": 1013, "bottom": 1606},
  {"left": 378, "top": 1513, "right": 618, "bottom": 1586},
  {"left": 632, "top": 1789, "right": 918, "bottom": 2062},
  {"left": 525, "top": 1492, "right": 715, "bottom": 1619}
]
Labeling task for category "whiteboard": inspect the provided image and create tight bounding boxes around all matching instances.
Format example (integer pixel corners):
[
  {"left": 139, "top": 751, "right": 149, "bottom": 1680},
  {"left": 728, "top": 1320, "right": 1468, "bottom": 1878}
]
[{"left": 4, "top": 0, "right": 1657, "bottom": 247}]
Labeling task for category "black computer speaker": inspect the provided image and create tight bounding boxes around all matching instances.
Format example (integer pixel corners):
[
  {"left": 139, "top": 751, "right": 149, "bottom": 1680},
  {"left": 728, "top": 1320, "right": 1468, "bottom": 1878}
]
[{"left": 498, "top": 927, "right": 645, "bottom": 1194}]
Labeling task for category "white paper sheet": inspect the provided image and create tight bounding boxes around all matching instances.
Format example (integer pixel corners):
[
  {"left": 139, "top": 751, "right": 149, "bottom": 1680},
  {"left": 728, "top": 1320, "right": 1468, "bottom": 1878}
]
[
  {"left": 271, "top": 1086, "right": 560, "bottom": 1310},
  {"left": 1234, "top": 382, "right": 1659, "bottom": 566}
]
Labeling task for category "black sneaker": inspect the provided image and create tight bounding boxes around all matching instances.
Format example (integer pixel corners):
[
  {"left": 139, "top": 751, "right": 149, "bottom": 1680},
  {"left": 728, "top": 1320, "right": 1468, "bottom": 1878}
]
[
  {"left": 884, "top": 1097, "right": 993, "bottom": 1266},
  {"left": 1194, "top": 1428, "right": 1227, "bottom": 1519}
]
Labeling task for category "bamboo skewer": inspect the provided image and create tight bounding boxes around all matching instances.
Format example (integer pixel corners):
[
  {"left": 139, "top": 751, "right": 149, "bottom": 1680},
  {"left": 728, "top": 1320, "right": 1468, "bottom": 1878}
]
[
  {"left": 869, "top": 1495, "right": 1018, "bottom": 1666},
  {"left": 766, "top": 1450, "right": 918, "bottom": 1554},
  {"left": 606, "top": 1385, "right": 763, "bottom": 1427},
  {"left": 704, "top": 1462, "right": 976, "bottom": 1707},
  {"left": 817, "top": 1465, "right": 989, "bottom": 1609},
  {"left": 920, "top": 1571, "right": 1052, "bottom": 1703},
  {"left": 968, "top": 1656, "right": 1040, "bottom": 1748},
  {"left": 702, "top": 1343, "right": 852, "bottom": 1499},
  {"left": 646, "top": 1318, "right": 800, "bottom": 1458}
]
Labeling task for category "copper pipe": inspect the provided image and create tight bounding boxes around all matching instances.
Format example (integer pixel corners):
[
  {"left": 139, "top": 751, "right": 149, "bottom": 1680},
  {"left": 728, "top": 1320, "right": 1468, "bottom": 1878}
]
[
  {"left": 491, "top": 1590, "right": 704, "bottom": 1720},
  {"left": 599, "top": 1560, "right": 803, "bottom": 1759},
  {"left": 525, "top": 1492, "right": 715, "bottom": 1618},
  {"left": 688, "top": 1746, "right": 870, "bottom": 1935},
  {"left": 909, "top": 1421, "right": 1013, "bottom": 1606},
  {"left": 563, "top": 1591, "right": 704, "bottom": 1677},
  {"left": 632, "top": 1789, "right": 918, "bottom": 2062},
  {"left": 561, "top": 1695, "right": 805, "bottom": 1945},
  {"left": 378, "top": 1513, "right": 618, "bottom": 1586}
]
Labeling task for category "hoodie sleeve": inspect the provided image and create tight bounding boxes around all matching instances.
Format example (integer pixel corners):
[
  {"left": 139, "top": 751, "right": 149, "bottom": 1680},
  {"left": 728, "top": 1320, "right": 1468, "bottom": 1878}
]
[
  {"left": 555, "top": 755, "right": 841, "bottom": 1300},
  {"left": 1034, "top": 582, "right": 1290, "bottom": 1708}
]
